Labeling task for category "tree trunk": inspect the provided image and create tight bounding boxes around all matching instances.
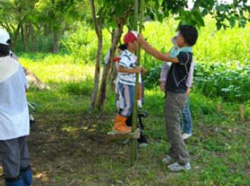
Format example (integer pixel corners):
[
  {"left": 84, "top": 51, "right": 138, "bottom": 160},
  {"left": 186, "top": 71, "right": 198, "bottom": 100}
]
[
  {"left": 21, "top": 24, "right": 29, "bottom": 52},
  {"left": 96, "top": 25, "right": 124, "bottom": 110},
  {"left": 12, "top": 22, "right": 22, "bottom": 49},
  {"left": 53, "top": 29, "right": 60, "bottom": 53},
  {"left": 110, "top": 29, "right": 118, "bottom": 90},
  {"left": 29, "top": 24, "right": 37, "bottom": 52},
  {"left": 44, "top": 24, "right": 50, "bottom": 37},
  {"left": 89, "top": 0, "right": 103, "bottom": 112}
]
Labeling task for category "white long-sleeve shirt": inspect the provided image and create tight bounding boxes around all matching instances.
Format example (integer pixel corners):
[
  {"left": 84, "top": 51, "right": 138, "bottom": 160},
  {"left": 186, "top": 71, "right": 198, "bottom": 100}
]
[{"left": 0, "top": 56, "right": 30, "bottom": 140}]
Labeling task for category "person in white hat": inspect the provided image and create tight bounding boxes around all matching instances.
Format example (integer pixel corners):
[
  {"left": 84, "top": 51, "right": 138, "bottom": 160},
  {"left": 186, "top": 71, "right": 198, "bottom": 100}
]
[{"left": 0, "top": 28, "right": 33, "bottom": 186}]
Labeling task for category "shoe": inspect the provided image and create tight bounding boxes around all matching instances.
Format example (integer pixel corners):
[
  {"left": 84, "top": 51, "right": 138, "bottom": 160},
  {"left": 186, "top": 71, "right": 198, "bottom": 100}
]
[
  {"left": 138, "top": 133, "right": 148, "bottom": 148},
  {"left": 138, "top": 110, "right": 148, "bottom": 118},
  {"left": 5, "top": 179, "right": 24, "bottom": 186},
  {"left": 29, "top": 114, "right": 36, "bottom": 127},
  {"left": 162, "top": 155, "right": 174, "bottom": 165},
  {"left": 168, "top": 162, "right": 191, "bottom": 171},
  {"left": 182, "top": 133, "right": 192, "bottom": 140},
  {"left": 139, "top": 143, "right": 148, "bottom": 148},
  {"left": 113, "top": 115, "right": 131, "bottom": 133}
]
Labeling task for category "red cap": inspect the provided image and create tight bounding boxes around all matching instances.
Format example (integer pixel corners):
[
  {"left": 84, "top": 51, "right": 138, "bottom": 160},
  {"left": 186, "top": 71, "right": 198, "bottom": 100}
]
[{"left": 124, "top": 32, "right": 137, "bottom": 44}]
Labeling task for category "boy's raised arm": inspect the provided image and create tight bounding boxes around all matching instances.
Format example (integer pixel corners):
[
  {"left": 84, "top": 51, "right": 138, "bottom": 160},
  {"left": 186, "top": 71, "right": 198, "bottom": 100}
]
[{"left": 137, "top": 34, "right": 179, "bottom": 63}]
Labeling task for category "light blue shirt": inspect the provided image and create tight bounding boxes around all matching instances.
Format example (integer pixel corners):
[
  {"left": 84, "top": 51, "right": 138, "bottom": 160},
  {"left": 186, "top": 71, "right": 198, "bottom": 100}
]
[{"left": 0, "top": 56, "right": 30, "bottom": 140}]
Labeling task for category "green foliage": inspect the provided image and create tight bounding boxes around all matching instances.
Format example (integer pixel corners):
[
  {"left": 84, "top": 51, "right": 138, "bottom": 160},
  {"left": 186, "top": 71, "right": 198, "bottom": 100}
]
[
  {"left": 214, "top": 0, "right": 250, "bottom": 29},
  {"left": 175, "top": 8, "right": 205, "bottom": 28},
  {"left": 194, "top": 62, "right": 250, "bottom": 102},
  {"left": 0, "top": 0, "right": 88, "bottom": 52},
  {"left": 61, "top": 24, "right": 111, "bottom": 62},
  {"left": 143, "top": 65, "right": 162, "bottom": 88},
  {"left": 35, "top": 0, "right": 84, "bottom": 28},
  {"left": 143, "top": 61, "right": 250, "bottom": 103},
  {"left": 161, "top": 0, "right": 250, "bottom": 29},
  {"left": 2, "top": 0, "right": 250, "bottom": 53}
]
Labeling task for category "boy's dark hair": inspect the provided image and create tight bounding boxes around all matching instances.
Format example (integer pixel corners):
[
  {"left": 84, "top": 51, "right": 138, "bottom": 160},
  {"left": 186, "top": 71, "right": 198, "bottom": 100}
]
[
  {"left": 178, "top": 25, "right": 198, "bottom": 46},
  {"left": 118, "top": 44, "right": 127, "bottom": 51},
  {"left": 0, "top": 44, "right": 10, "bottom": 57}
]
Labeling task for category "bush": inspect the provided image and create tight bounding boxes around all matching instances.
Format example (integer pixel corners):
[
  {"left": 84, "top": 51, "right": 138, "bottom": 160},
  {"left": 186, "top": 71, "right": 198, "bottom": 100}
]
[
  {"left": 143, "top": 62, "right": 250, "bottom": 103},
  {"left": 194, "top": 62, "right": 250, "bottom": 102},
  {"left": 143, "top": 65, "right": 162, "bottom": 88}
]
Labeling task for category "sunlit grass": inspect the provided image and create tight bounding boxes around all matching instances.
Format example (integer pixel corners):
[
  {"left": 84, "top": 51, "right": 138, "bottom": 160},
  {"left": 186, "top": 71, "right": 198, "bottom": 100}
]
[{"left": 19, "top": 54, "right": 95, "bottom": 83}]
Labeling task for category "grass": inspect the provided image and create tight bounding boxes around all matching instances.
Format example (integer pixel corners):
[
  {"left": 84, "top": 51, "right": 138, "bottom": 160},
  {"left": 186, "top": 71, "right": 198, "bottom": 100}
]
[{"left": 0, "top": 54, "right": 249, "bottom": 186}]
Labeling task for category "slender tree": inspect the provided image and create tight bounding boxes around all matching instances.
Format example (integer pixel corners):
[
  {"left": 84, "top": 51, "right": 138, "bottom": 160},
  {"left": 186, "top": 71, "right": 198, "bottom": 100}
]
[{"left": 89, "top": 0, "right": 103, "bottom": 112}]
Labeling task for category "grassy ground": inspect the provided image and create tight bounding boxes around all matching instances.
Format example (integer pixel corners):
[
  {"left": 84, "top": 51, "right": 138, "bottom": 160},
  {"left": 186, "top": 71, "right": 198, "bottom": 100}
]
[{"left": 0, "top": 55, "right": 250, "bottom": 186}]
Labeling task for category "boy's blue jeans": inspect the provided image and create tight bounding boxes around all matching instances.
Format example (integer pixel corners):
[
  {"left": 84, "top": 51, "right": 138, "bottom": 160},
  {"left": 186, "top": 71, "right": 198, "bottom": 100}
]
[
  {"left": 180, "top": 96, "right": 192, "bottom": 134},
  {"left": 118, "top": 83, "right": 135, "bottom": 117}
]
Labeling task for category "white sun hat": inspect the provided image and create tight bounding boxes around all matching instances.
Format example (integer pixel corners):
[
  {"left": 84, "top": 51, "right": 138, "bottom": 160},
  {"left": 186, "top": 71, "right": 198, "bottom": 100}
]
[{"left": 0, "top": 28, "right": 19, "bottom": 83}]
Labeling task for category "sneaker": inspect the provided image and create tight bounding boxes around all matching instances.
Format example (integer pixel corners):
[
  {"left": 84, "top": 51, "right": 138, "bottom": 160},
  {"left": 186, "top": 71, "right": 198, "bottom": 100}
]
[
  {"left": 121, "top": 139, "right": 130, "bottom": 144},
  {"left": 182, "top": 133, "right": 192, "bottom": 140},
  {"left": 138, "top": 134, "right": 148, "bottom": 148},
  {"left": 168, "top": 162, "right": 191, "bottom": 171},
  {"left": 139, "top": 143, "right": 148, "bottom": 148},
  {"left": 138, "top": 110, "right": 148, "bottom": 118},
  {"left": 162, "top": 156, "right": 174, "bottom": 165}
]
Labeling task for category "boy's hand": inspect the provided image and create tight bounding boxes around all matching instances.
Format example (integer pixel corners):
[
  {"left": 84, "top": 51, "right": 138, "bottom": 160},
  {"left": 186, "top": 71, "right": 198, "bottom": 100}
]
[
  {"left": 160, "top": 82, "right": 165, "bottom": 91},
  {"left": 134, "top": 67, "right": 142, "bottom": 73},
  {"left": 137, "top": 34, "right": 146, "bottom": 45},
  {"left": 141, "top": 67, "right": 147, "bottom": 74},
  {"left": 186, "top": 88, "right": 191, "bottom": 95}
]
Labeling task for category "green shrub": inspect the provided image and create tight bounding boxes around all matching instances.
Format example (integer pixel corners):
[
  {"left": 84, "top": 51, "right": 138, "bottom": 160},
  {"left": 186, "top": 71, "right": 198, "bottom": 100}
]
[
  {"left": 143, "top": 65, "right": 162, "bottom": 88},
  {"left": 143, "top": 62, "right": 250, "bottom": 102},
  {"left": 194, "top": 62, "right": 250, "bottom": 102}
]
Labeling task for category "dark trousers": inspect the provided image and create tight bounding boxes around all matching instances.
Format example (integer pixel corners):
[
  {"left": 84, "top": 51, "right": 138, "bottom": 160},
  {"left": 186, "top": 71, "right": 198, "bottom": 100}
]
[
  {"left": 0, "top": 136, "right": 30, "bottom": 179},
  {"left": 165, "top": 91, "right": 189, "bottom": 165}
]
